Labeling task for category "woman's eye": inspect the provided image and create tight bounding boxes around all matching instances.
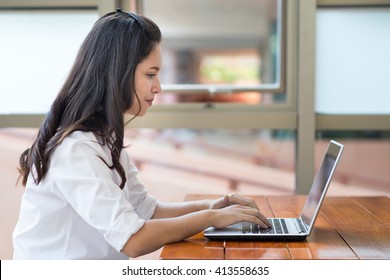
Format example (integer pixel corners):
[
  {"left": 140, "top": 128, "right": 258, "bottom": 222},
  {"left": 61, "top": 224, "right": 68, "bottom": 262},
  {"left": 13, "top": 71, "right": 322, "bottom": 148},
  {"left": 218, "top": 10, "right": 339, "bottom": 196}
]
[{"left": 146, "top": 74, "right": 156, "bottom": 78}]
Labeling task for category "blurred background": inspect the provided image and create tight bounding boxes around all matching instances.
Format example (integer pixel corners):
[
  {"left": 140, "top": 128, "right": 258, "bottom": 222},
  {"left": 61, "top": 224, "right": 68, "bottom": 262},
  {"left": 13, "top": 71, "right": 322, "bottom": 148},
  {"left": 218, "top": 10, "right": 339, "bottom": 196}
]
[{"left": 1, "top": 0, "right": 389, "bottom": 259}]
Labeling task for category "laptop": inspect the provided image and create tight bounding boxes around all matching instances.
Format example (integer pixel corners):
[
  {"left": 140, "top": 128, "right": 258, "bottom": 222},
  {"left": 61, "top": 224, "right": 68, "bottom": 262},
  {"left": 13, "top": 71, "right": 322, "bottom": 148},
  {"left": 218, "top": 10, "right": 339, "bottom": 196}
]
[{"left": 204, "top": 140, "right": 344, "bottom": 241}]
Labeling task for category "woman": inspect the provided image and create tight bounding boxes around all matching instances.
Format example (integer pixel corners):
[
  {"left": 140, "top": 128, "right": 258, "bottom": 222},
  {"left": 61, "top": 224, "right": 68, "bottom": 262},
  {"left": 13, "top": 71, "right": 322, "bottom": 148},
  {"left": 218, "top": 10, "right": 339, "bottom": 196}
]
[{"left": 13, "top": 9, "right": 271, "bottom": 260}]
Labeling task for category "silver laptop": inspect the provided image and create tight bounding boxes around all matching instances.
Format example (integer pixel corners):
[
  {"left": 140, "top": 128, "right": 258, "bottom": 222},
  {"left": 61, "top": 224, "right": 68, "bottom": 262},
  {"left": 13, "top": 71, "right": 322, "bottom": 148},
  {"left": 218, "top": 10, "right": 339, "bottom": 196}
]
[{"left": 204, "top": 140, "right": 344, "bottom": 241}]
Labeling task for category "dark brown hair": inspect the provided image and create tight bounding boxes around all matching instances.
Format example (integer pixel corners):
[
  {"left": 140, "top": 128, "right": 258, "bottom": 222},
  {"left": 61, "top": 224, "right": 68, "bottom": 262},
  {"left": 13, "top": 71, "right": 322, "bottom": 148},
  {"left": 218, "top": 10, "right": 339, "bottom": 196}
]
[{"left": 19, "top": 10, "right": 161, "bottom": 189}]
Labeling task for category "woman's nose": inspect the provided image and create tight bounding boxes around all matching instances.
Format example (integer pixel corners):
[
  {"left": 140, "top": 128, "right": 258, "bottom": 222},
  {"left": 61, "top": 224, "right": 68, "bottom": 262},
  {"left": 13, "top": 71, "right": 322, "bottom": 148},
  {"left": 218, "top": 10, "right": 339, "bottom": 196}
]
[{"left": 153, "top": 78, "right": 161, "bottom": 94}]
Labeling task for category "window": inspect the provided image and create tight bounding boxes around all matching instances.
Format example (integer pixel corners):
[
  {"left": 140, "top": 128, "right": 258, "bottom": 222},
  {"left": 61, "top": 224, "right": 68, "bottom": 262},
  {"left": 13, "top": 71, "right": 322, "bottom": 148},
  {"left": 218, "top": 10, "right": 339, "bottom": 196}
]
[
  {"left": 125, "top": 128, "right": 296, "bottom": 198},
  {"left": 315, "top": 5, "right": 390, "bottom": 196},
  {"left": 140, "top": 0, "right": 285, "bottom": 106}
]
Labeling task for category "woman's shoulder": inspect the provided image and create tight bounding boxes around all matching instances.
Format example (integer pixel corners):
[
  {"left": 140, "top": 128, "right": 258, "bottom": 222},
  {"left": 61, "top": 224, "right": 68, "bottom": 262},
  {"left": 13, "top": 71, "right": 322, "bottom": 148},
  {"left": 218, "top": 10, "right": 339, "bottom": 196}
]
[
  {"left": 60, "top": 131, "right": 103, "bottom": 147},
  {"left": 55, "top": 131, "right": 106, "bottom": 157},
  {"left": 56, "top": 130, "right": 128, "bottom": 165},
  {"left": 65, "top": 130, "right": 98, "bottom": 142}
]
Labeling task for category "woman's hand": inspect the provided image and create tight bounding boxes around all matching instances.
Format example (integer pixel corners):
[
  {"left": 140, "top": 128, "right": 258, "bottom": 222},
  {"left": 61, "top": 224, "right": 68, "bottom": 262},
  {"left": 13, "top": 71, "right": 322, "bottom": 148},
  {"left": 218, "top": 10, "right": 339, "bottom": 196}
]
[
  {"left": 210, "top": 204, "right": 271, "bottom": 229},
  {"left": 209, "top": 193, "right": 271, "bottom": 229},
  {"left": 209, "top": 193, "right": 259, "bottom": 210}
]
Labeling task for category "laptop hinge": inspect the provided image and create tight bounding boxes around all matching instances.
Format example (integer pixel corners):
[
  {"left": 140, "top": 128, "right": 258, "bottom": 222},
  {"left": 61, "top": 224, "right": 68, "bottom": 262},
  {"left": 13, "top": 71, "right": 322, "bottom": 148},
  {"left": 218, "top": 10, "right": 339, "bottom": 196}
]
[{"left": 295, "top": 217, "right": 308, "bottom": 233}]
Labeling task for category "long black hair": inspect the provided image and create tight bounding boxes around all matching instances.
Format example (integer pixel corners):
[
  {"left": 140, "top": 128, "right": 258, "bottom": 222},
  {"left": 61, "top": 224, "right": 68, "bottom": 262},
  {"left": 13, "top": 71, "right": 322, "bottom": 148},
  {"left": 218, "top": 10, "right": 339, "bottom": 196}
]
[{"left": 19, "top": 9, "right": 161, "bottom": 189}]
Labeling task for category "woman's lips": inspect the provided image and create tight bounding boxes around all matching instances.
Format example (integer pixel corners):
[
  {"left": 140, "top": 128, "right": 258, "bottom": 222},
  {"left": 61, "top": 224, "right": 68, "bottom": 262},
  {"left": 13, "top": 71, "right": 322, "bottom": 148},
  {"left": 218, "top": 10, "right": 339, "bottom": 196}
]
[{"left": 146, "top": 99, "right": 154, "bottom": 106}]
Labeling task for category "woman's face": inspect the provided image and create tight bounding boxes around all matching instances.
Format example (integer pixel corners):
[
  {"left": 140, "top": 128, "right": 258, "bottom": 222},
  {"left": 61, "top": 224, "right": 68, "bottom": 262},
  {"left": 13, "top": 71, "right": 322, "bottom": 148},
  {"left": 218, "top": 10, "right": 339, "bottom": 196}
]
[{"left": 128, "top": 45, "right": 162, "bottom": 117}]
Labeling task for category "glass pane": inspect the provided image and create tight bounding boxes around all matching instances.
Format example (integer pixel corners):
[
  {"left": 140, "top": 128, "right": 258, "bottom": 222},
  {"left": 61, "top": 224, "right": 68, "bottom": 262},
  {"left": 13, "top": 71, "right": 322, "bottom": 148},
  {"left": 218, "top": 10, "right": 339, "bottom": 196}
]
[
  {"left": 142, "top": 0, "right": 284, "bottom": 105},
  {"left": 316, "top": 131, "right": 390, "bottom": 196},
  {"left": 315, "top": 8, "right": 390, "bottom": 114},
  {"left": 0, "top": 10, "right": 99, "bottom": 114},
  {"left": 124, "top": 128, "right": 295, "bottom": 200}
]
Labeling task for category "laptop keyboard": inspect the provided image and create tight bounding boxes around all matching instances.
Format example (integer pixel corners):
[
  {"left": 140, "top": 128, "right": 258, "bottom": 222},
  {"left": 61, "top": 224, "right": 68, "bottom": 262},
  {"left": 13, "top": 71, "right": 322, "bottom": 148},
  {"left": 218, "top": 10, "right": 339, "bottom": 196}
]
[{"left": 242, "top": 219, "right": 289, "bottom": 234}]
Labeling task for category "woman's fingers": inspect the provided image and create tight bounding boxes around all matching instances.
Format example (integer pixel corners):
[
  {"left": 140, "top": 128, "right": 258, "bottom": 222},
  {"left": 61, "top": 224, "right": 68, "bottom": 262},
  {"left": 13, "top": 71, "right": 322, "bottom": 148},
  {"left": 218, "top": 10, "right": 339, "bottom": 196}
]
[
  {"left": 209, "top": 195, "right": 229, "bottom": 209},
  {"left": 253, "top": 210, "right": 272, "bottom": 228},
  {"left": 242, "top": 206, "right": 272, "bottom": 228},
  {"left": 210, "top": 194, "right": 272, "bottom": 228},
  {"left": 229, "top": 204, "right": 272, "bottom": 228},
  {"left": 227, "top": 193, "right": 259, "bottom": 210}
]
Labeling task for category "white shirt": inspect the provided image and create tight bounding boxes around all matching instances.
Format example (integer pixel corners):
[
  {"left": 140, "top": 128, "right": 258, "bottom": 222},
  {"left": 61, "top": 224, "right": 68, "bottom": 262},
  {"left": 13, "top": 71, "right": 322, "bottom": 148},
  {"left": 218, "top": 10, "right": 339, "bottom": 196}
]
[{"left": 13, "top": 131, "right": 157, "bottom": 259}]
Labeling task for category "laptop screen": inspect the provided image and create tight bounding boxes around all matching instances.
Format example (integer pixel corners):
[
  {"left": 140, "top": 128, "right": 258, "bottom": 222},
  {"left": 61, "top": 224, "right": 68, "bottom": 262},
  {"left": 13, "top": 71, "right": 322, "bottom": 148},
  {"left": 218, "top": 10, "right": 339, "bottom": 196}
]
[{"left": 300, "top": 141, "right": 343, "bottom": 231}]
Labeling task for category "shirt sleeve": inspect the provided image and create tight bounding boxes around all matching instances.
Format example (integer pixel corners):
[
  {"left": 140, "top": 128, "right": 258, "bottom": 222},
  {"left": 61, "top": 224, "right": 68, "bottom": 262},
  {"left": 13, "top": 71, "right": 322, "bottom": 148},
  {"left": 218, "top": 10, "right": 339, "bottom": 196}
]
[
  {"left": 48, "top": 133, "right": 152, "bottom": 252},
  {"left": 121, "top": 150, "right": 157, "bottom": 220}
]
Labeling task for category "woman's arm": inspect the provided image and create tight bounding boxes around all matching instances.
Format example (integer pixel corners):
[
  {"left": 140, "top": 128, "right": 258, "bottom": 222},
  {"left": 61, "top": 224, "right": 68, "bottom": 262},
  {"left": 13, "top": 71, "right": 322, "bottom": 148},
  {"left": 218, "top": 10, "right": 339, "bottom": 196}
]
[
  {"left": 151, "top": 200, "right": 213, "bottom": 219},
  {"left": 122, "top": 209, "right": 213, "bottom": 258},
  {"left": 152, "top": 193, "right": 262, "bottom": 219},
  {"left": 121, "top": 198, "right": 271, "bottom": 258}
]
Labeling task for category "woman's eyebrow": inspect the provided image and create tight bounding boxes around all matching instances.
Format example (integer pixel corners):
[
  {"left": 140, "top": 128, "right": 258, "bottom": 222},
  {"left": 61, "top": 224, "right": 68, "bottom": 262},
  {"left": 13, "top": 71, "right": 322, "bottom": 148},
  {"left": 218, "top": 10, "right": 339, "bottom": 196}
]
[{"left": 149, "top": 66, "right": 160, "bottom": 71}]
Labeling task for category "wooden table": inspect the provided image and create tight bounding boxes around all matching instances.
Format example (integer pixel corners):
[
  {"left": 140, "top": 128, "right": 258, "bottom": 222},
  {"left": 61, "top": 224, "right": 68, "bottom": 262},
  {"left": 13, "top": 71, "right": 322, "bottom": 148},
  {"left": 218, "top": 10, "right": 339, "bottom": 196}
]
[{"left": 160, "top": 195, "right": 390, "bottom": 260}]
